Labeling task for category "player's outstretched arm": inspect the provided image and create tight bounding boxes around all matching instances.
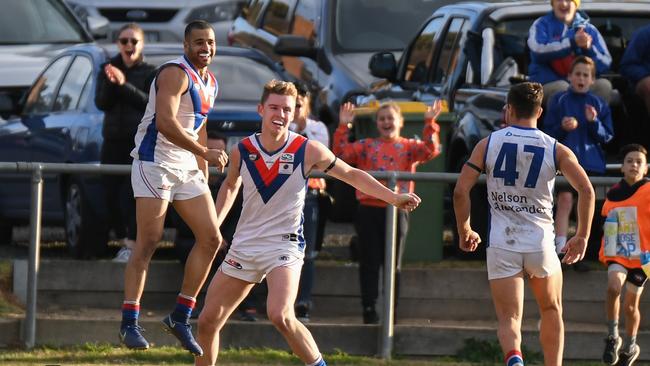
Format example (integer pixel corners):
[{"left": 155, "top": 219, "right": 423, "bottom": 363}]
[
  {"left": 453, "top": 138, "right": 487, "bottom": 252},
  {"left": 307, "top": 141, "right": 420, "bottom": 211},
  {"left": 214, "top": 146, "right": 242, "bottom": 227},
  {"left": 557, "top": 143, "right": 595, "bottom": 264}
]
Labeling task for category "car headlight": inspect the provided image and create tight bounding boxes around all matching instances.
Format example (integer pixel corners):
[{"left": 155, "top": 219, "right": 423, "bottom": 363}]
[{"left": 186, "top": 2, "right": 244, "bottom": 23}]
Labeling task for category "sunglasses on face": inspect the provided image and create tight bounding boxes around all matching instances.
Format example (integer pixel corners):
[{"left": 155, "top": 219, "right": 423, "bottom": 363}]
[{"left": 118, "top": 38, "right": 140, "bottom": 46}]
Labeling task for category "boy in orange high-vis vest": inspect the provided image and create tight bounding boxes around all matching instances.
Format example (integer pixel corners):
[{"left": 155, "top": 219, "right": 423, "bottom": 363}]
[{"left": 599, "top": 144, "right": 650, "bottom": 366}]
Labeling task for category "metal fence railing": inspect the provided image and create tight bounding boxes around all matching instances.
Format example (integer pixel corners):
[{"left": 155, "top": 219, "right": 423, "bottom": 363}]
[{"left": 0, "top": 162, "right": 622, "bottom": 358}]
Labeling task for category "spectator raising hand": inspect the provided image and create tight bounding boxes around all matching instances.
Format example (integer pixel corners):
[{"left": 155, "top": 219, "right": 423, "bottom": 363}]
[{"left": 333, "top": 99, "right": 441, "bottom": 324}]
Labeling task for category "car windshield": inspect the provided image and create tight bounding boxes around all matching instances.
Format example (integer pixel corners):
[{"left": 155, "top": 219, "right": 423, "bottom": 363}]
[
  {"left": 144, "top": 53, "right": 280, "bottom": 102},
  {"left": 208, "top": 55, "right": 279, "bottom": 102},
  {"left": 334, "top": 0, "right": 447, "bottom": 52},
  {"left": 0, "top": 0, "right": 88, "bottom": 44}
]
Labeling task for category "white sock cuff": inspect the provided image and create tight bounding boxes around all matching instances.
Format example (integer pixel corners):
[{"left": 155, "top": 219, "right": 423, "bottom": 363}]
[
  {"left": 306, "top": 354, "right": 323, "bottom": 366},
  {"left": 178, "top": 293, "right": 196, "bottom": 302}
]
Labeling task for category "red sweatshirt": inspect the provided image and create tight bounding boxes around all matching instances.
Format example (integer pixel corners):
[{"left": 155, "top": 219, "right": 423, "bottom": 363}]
[{"left": 332, "top": 118, "right": 441, "bottom": 207}]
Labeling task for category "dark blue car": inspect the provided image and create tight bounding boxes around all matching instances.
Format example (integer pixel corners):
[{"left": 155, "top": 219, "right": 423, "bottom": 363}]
[{"left": 0, "top": 43, "right": 291, "bottom": 257}]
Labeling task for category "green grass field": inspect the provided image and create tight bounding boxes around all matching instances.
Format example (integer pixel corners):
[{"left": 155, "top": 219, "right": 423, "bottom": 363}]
[{"left": 0, "top": 343, "right": 640, "bottom": 366}]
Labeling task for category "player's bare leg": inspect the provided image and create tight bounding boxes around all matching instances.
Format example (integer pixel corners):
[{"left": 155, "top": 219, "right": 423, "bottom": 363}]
[
  {"left": 266, "top": 266, "right": 323, "bottom": 364},
  {"left": 490, "top": 273, "right": 525, "bottom": 363},
  {"left": 163, "top": 193, "right": 223, "bottom": 356},
  {"left": 529, "top": 271, "right": 564, "bottom": 366},
  {"left": 196, "top": 271, "right": 254, "bottom": 366},
  {"left": 120, "top": 197, "right": 169, "bottom": 349}
]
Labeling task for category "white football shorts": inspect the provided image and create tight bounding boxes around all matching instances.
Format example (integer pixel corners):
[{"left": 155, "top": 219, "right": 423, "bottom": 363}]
[
  {"left": 131, "top": 160, "right": 209, "bottom": 202},
  {"left": 486, "top": 245, "right": 561, "bottom": 280},
  {"left": 219, "top": 247, "right": 304, "bottom": 283}
]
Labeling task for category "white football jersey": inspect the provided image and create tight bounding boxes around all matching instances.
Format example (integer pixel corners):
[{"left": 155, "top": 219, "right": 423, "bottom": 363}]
[
  {"left": 231, "top": 132, "right": 309, "bottom": 255},
  {"left": 131, "top": 56, "right": 218, "bottom": 169},
  {"left": 484, "top": 126, "right": 557, "bottom": 252}
]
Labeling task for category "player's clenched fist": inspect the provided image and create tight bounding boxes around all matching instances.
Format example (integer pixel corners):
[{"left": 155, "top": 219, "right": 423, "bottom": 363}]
[
  {"left": 459, "top": 230, "right": 481, "bottom": 252},
  {"left": 393, "top": 192, "right": 421, "bottom": 212},
  {"left": 204, "top": 149, "right": 228, "bottom": 170}
]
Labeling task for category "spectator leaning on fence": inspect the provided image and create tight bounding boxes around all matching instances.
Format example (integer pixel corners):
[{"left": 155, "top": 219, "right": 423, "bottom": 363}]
[
  {"left": 598, "top": 144, "right": 650, "bottom": 366},
  {"left": 333, "top": 100, "right": 441, "bottom": 324},
  {"left": 94, "top": 23, "right": 156, "bottom": 263},
  {"left": 527, "top": 0, "right": 612, "bottom": 105},
  {"left": 542, "top": 55, "right": 613, "bottom": 256}
]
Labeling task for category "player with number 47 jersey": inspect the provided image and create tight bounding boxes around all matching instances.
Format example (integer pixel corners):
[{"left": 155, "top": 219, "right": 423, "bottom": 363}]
[
  {"left": 454, "top": 82, "right": 595, "bottom": 366},
  {"left": 484, "top": 126, "right": 557, "bottom": 252}
]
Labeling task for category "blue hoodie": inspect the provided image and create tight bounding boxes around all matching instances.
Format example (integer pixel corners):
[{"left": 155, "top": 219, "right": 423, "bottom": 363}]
[
  {"left": 543, "top": 88, "right": 613, "bottom": 173},
  {"left": 620, "top": 24, "right": 650, "bottom": 86},
  {"left": 528, "top": 11, "right": 612, "bottom": 84}
]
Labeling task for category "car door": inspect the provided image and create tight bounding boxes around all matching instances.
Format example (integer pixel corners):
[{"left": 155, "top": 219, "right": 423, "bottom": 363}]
[
  {"left": 0, "top": 54, "right": 73, "bottom": 219},
  {"left": 27, "top": 54, "right": 94, "bottom": 218},
  {"left": 430, "top": 17, "right": 471, "bottom": 102},
  {"left": 252, "top": 0, "right": 298, "bottom": 59},
  {"left": 280, "top": 0, "right": 320, "bottom": 91}
]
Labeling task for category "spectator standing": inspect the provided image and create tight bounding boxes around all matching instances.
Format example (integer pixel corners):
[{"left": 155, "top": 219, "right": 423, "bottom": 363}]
[
  {"left": 454, "top": 82, "right": 595, "bottom": 366},
  {"left": 599, "top": 144, "right": 649, "bottom": 366},
  {"left": 620, "top": 24, "right": 650, "bottom": 117},
  {"left": 528, "top": 0, "right": 612, "bottom": 105},
  {"left": 543, "top": 56, "right": 613, "bottom": 255},
  {"left": 289, "top": 82, "right": 330, "bottom": 322},
  {"left": 333, "top": 100, "right": 442, "bottom": 324},
  {"left": 95, "top": 23, "right": 156, "bottom": 262}
]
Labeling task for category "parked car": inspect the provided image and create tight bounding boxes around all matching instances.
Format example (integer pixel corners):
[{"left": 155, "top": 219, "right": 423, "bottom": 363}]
[
  {"left": 0, "top": 43, "right": 291, "bottom": 258},
  {"left": 229, "top": 0, "right": 449, "bottom": 220},
  {"left": 0, "top": 0, "right": 108, "bottom": 120},
  {"left": 66, "top": 0, "right": 246, "bottom": 45},
  {"left": 361, "top": 0, "right": 650, "bottom": 257},
  {"left": 228, "top": 0, "right": 454, "bottom": 126},
  {"left": 368, "top": 0, "right": 650, "bottom": 170}
]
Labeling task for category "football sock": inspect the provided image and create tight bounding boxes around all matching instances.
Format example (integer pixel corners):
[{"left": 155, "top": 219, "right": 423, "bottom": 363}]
[
  {"left": 624, "top": 335, "right": 637, "bottom": 351},
  {"left": 171, "top": 293, "right": 196, "bottom": 324},
  {"left": 306, "top": 354, "right": 326, "bottom": 366},
  {"left": 121, "top": 301, "right": 140, "bottom": 328},
  {"left": 505, "top": 350, "right": 524, "bottom": 366},
  {"left": 607, "top": 320, "right": 619, "bottom": 339}
]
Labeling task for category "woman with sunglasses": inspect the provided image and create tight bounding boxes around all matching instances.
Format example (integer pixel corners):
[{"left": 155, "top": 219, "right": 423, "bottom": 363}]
[{"left": 95, "top": 23, "right": 157, "bottom": 262}]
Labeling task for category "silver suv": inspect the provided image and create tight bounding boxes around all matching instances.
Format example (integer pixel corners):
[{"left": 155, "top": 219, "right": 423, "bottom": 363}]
[
  {"left": 0, "top": 0, "right": 106, "bottom": 119},
  {"left": 66, "top": 0, "right": 245, "bottom": 44}
]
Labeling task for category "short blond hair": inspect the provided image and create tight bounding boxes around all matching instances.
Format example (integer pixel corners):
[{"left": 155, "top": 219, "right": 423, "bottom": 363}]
[
  {"left": 376, "top": 101, "right": 402, "bottom": 120},
  {"left": 261, "top": 79, "right": 297, "bottom": 104}
]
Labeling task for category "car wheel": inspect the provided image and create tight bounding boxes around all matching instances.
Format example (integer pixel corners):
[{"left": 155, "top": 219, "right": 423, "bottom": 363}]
[
  {"left": 64, "top": 181, "right": 108, "bottom": 259},
  {"left": 0, "top": 223, "right": 12, "bottom": 245}
]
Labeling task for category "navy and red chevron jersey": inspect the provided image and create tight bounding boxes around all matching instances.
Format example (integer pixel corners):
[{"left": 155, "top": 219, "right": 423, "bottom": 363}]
[{"left": 231, "top": 132, "right": 309, "bottom": 253}]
